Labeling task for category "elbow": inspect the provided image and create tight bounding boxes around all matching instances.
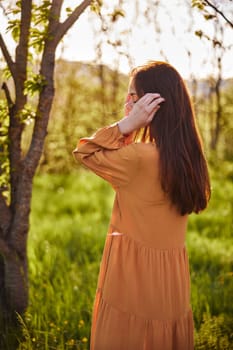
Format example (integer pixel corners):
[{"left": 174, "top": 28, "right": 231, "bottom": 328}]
[{"left": 73, "top": 149, "right": 83, "bottom": 163}]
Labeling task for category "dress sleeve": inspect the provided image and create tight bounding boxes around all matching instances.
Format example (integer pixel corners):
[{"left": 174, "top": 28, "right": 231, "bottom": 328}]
[{"left": 73, "top": 123, "right": 139, "bottom": 188}]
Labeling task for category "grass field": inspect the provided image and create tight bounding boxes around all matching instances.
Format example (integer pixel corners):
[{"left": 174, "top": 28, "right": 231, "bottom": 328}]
[{"left": 17, "top": 166, "right": 233, "bottom": 349}]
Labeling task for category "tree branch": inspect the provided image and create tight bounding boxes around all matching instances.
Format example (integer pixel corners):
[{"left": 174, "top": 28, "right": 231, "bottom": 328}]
[
  {"left": 22, "top": 0, "right": 93, "bottom": 179},
  {"left": 9, "top": 1, "right": 61, "bottom": 248},
  {"left": 50, "top": 0, "right": 63, "bottom": 21},
  {"left": 0, "top": 33, "right": 16, "bottom": 80},
  {"left": 0, "top": 192, "right": 11, "bottom": 237},
  {"left": 15, "top": 0, "right": 32, "bottom": 108},
  {"left": 9, "top": 0, "right": 32, "bottom": 213},
  {"left": 10, "top": 0, "right": 93, "bottom": 247},
  {"left": 53, "top": 0, "right": 92, "bottom": 46},
  {"left": 204, "top": 0, "right": 233, "bottom": 28},
  {"left": 2, "top": 82, "right": 14, "bottom": 109}
]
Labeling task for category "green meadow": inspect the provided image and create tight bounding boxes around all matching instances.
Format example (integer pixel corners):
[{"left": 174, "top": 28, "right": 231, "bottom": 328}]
[{"left": 17, "top": 163, "right": 233, "bottom": 349}]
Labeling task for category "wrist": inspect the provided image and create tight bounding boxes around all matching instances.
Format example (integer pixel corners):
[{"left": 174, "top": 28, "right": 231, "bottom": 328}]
[{"left": 118, "top": 117, "right": 134, "bottom": 136}]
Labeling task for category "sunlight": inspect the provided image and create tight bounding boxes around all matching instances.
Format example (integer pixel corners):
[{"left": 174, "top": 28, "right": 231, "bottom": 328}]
[
  {"left": 55, "top": 0, "right": 233, "bottom": 79},
  {"left": 0, "top": 0, "right": 232, "bottom": 78}
]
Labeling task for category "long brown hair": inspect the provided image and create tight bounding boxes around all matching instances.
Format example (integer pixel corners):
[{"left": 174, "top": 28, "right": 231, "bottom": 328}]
[{"left": 131, "top": 61, "right": 211, "bottom": 215}]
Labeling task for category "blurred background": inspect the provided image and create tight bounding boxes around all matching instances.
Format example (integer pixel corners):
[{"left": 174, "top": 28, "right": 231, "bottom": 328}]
[{"left": 0, "top": 0, "right": 233, "bottom": 349}]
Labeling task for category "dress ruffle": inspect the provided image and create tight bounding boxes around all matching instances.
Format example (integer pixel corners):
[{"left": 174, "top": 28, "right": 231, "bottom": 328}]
[
  {"left": 91, "top": 233, "right": 194, "bottom": 350},
  {"left": 92, "top": 291, "right": 194, "bottom": 350}
]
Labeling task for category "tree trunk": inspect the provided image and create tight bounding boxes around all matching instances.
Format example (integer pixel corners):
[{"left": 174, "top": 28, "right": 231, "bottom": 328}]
[{"left": 0, "top": 0, "right": 92, "bottom": 340}]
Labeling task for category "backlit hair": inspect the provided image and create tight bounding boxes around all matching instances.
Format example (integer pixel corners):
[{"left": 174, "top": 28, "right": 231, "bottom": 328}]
[{"left": 131, "top": 61, "right": 211, "bottom": 215}]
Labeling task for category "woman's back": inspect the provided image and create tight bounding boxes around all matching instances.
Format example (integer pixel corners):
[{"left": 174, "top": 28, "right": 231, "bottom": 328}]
[{"left": 111, "top": 142, "right": 188, "bottom": 248}]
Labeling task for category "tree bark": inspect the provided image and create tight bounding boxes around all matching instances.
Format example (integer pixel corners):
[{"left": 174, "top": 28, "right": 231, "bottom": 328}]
[{"left": 0, "top": 0, "right": 33, "bottom": 321}]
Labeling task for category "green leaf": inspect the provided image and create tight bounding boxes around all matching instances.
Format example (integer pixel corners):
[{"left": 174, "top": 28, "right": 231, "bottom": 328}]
[
  {"left": 65, "top": 7, "right": 73, "bottom": 15},
  {"left": 195, "top": 30, "right": 203, "bottom": 38},
  {"left": 90, "top": 0, "right": 103, "bottom": 14},
  {"left": 18, "top": 105, "right": 37, "bottom": 124},
  {"left": 204, "top": 14, "right": 216, "bottom": 20},
  {"left": 6, "top": 19, "right": 20, "bottom": 42},
  {"left": 192, "top": 0, "right": 205, "bottom": 10},
  {"left": 29, "top": 27, "right": 48, "bottom": 53},
  {"left": 24, "top": 74, "right": 47, "bottom": 97},
  {"left": 110, "top": 9, "right": 125, "bottom": 22},
  {"left": 16, "top": 1, "right": 21, "bottom": 8},
  {"left": 2, "top": 67, "right": 12, "bottom": 80}
]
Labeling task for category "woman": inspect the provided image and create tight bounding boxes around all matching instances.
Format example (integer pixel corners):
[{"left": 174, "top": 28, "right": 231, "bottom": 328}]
[{"left": 73, "top": 61, "right": 211, "bottom": 350}]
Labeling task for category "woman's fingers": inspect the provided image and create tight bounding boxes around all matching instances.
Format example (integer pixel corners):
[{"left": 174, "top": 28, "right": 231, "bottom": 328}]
[
  {"left": 141, "top": 93, "right": 161, "bottom": 102},
  {"left": 145, "top": 97, "right": 165, "bottom": 112},
  {"left": 137, "top": 95, "right": 165, "bottom": 121},
  {"left": 140, "top": 94, "right": 165, "bottom": 124},
  {"left": 137, "top": 93, "right": 165, "bottom": 111},
  {"left": 120, "top": 92, "right": 165, "bottom": 133}
]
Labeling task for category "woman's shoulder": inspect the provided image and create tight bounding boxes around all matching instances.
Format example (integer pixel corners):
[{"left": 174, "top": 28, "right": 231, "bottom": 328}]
[
  {"left": 123, "top": 142, "right": 159, "bottom": 168},
  {"left": 131, "top": 142, "right": 159, "bottom": 156}
]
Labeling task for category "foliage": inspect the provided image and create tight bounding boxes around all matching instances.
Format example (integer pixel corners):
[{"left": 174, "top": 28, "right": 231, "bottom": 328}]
[
  {"left": 192, "top": 0, "right": 233, "bottom": 28},
  {"left": 1, "top": 165, "right": 229, "bottom": 349},
  {"left": 194, "top": 311, "right": 233, "bottom": 349},
  {"left": 6, "top": 0, "right": 50, "bottom": 52},
  {"left": 24, "top": 74, "right": 47, "bottom": 96},
  {"left": 90, "top": 0, "right": 103, "bottom": 14}
]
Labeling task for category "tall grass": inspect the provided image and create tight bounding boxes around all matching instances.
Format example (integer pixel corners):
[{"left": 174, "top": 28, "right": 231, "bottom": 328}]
[
  {"left": 187, "top": 165, "right": 233, "bottom": 349},
  {"left": 22, "top": 171, "right": 113, "bottom": 350},
  {"left": 16, "top": 167, "right": 233, "bottom": 349}
]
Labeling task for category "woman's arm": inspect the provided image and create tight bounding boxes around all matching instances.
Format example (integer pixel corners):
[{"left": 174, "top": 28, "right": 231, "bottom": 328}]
[
  {"left": 73, "top": 93, "right": 164, "bottom": 188},
  {"left": 73, "top": 124, "right": 139, "bottom": 188}
]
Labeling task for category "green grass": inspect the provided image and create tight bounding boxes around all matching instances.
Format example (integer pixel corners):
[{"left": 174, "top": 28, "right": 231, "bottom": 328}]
[
  {"left": 187, "top": 170, "right": 233, "bottom": 349},
  {"left": 16, "top": 168, "right": 233, "bottom": 349},
  {"left": 23, "top": 170, "right": 114, "bottom": 350}
]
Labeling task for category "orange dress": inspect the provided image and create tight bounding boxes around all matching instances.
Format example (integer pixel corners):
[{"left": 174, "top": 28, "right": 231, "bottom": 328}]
[{"left": 73, "top": 124, "right": 194, "bottom": 350}]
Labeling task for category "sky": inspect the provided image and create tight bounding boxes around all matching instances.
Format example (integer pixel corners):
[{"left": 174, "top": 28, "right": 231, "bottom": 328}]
[{"left": 0, "top": 0, "right": 233, "bottom": 79}]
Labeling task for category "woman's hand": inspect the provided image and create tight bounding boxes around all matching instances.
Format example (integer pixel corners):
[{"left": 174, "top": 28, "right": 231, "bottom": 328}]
[{"left": 118, "top": 93, "right": 165, "bottom": 136}]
